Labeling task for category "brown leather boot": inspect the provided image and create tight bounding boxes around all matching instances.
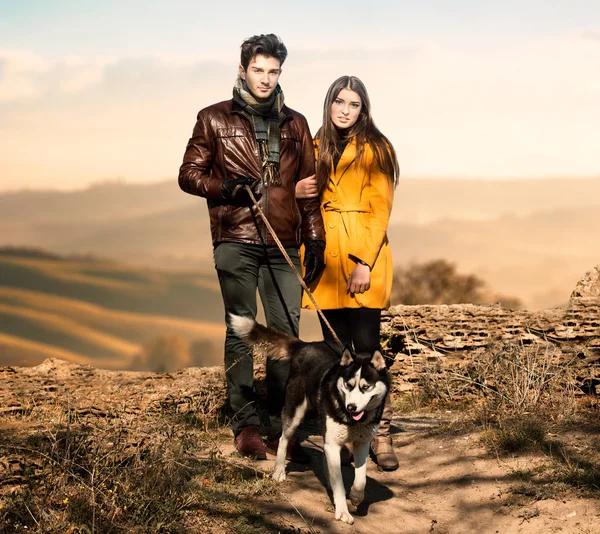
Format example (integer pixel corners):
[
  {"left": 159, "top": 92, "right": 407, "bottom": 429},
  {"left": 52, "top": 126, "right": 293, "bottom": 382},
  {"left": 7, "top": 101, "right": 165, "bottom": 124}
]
[
  {"left": 234, "top": 425, "right": 267, "bottom": 460},
  {"left": 370, "top": 435, "right": 399, "bottom": 471},
  {"left": 371, "top": 393, "right": 399, "bottom": 471}
]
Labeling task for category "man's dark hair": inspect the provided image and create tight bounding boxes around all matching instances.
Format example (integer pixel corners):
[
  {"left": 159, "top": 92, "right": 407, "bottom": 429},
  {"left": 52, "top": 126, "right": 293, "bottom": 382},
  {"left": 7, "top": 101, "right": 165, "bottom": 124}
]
[{"left": 240, "top": 34, "right": 288, "bottom": 70}]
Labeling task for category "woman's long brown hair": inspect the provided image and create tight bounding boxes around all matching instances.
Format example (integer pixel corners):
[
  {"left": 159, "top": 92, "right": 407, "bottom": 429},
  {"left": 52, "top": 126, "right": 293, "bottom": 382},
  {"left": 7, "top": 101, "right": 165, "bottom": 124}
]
[{"left": 315, "top": 75, "right": 399, "bottom": 193}]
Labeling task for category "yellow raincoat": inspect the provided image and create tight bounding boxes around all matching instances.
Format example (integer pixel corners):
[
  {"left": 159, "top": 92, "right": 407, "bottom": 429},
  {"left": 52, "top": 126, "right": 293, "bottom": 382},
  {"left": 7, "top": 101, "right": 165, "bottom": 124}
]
[{"left": 303, "top": 137, "right": 394, "bottom": 310}]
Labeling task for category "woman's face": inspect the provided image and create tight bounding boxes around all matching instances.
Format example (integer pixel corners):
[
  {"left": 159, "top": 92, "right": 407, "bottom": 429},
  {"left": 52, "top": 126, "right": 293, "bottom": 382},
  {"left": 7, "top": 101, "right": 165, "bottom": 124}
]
[{"left": 330, "top": 88, "right": 362, "bottom": 130}]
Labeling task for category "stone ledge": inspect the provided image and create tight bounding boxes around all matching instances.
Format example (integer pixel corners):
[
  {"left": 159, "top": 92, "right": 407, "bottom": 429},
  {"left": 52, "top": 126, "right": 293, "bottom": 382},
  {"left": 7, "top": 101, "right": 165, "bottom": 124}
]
[{"left": 380, "top": 295, "right": 600, "bottom": 395}]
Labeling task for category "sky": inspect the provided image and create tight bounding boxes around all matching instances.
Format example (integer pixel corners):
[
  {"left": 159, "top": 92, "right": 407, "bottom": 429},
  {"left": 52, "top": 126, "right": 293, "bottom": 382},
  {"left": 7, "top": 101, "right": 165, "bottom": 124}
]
[{"left": 1, "top": 0, "right": 599, "bottom": 192}]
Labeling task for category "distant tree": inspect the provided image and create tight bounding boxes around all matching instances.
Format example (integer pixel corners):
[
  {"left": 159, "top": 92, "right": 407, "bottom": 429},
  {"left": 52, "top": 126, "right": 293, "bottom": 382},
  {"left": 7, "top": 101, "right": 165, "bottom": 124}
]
[
  {"left": 391, "top": 259, "right": 522, "bottom": 308},
  {"left": 132, "top": 334, "right": 190, "bottom": 373}
]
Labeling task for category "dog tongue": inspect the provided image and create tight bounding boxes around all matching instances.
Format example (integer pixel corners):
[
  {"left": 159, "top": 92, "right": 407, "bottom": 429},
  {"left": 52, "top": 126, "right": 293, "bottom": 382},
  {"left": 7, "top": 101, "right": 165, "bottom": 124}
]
[{"left": 352, "top": 411, "right": 364, "bottom": 421}]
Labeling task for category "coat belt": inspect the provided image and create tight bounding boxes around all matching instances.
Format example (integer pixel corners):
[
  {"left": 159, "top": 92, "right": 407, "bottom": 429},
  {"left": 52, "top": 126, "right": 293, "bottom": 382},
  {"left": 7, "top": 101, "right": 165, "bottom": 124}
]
[{"left": 323, "top": 201, "right": 369, "bottom": 213}]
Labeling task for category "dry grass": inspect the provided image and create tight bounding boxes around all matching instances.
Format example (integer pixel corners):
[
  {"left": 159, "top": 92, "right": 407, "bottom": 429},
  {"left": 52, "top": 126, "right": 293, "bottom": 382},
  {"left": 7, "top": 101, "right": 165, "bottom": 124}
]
[
  {"left": 0, "top": 387, "right": 304, "bottom": 533},
  {"left": 407, "top": 338, "right": 600, "bottom": 501}
]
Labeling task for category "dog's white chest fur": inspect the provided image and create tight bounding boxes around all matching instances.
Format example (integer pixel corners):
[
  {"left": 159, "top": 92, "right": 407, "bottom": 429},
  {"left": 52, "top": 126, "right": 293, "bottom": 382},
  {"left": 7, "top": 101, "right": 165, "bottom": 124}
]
[{"left": 324, "top": 415, "right": 378, "bottom": 446}]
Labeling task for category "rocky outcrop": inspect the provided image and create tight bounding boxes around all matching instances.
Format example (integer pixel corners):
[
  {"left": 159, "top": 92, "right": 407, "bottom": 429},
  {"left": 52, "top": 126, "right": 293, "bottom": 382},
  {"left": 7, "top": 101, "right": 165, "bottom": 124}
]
[
  {"left": 571, "top": 265, "right": 600, "bottom": 298},
  {"left": 380, "top": 266, "right": 600, "bottom": 395},
  {"left": 0, "top": 358, "right": 226, "bottom": 421}
]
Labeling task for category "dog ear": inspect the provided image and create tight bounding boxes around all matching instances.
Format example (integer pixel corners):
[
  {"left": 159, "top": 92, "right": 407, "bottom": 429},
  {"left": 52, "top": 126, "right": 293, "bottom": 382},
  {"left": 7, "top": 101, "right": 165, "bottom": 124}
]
[
  {"left": 370, "top": 350, "right": 387, "bottom": 371},
  {"left": 340, "top": 348, "right": 354, "bottom": 367}
]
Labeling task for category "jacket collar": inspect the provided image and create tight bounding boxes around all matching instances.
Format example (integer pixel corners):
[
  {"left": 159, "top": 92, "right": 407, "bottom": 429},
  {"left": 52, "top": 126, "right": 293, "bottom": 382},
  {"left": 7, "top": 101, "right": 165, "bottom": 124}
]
[
  {"left": 331, "top": 136, "right": 357, "bottom": 186},
  {"left": 231, "top": 99, "right": 293, "bottom": 125}
]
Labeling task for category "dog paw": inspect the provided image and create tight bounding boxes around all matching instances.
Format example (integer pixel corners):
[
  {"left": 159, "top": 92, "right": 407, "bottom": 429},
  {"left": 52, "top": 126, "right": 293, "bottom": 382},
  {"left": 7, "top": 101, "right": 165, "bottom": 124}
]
[
  {"left": 335, "top": 508, "right": 354, "bottom": 524},
  {"left": 349, "top": 487, "right": 364, "bottom": 507},
  {"left": 272, "top": 466, "right": 287, "bottom": 482}
]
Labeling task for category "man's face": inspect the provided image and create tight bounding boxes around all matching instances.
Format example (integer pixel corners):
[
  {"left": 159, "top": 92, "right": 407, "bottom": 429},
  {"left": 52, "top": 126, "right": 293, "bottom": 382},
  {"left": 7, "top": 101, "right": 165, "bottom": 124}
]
[{"left": 239, "top": 54, "right": 281, "bottom": 101}]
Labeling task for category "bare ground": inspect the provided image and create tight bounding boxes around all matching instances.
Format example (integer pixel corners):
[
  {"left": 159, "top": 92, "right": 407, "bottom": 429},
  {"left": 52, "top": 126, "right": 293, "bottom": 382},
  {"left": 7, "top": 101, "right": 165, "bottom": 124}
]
[
  {"left": 1, "top": 359, "right": 599, "bottom": 533},
  {"left": 235, "top": 414, "right": 600, "bottom": 534}
]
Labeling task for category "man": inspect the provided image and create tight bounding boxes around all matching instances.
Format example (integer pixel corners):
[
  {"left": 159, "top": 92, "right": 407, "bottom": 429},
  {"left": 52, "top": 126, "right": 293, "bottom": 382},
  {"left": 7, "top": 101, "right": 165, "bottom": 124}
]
[{"left": 179, "top": 34, "right": 325, "bottom": 460}]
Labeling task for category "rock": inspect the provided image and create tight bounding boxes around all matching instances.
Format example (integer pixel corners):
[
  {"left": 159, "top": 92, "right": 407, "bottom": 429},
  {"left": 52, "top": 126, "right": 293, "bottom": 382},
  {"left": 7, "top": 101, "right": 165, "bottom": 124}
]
[
  {"left": 380, "top": 267, "right": 600, "bottom": 396},
  {"left": 21, "top": 357, "right": 78, "bottom": 378},
  {"left": 571, "top": 265, "right": 600, "bottom": 298}
]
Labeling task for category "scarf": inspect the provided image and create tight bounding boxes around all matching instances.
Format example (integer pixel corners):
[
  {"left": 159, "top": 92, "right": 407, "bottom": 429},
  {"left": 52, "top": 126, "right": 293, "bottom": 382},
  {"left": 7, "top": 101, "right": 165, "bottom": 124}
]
[{"left": 232, "top": 77, "right": 284, "bottom": 186}]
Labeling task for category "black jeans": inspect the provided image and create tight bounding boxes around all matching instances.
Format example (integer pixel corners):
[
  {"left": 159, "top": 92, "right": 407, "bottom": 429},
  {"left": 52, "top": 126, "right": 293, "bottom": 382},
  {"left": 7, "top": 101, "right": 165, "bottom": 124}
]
[
  {"left": 320, "top": 307, "right": 395, "bottom": 439},
  {"left": 319, "top": 308, "right": 382, "bottom": 353},
  {"left": 214, "top": 242, "right": 301, "bottom": 438}
]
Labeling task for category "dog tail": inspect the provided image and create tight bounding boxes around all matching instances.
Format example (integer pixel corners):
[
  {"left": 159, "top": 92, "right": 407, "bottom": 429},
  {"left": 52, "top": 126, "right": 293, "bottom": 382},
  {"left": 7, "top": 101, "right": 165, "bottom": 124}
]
[{"left": 229, "top": 314, "right": 297, "bottom": 362}]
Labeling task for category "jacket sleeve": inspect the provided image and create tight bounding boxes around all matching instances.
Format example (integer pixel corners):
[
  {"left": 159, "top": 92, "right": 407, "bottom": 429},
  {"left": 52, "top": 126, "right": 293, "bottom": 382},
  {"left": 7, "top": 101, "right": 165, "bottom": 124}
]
[
  {"left": 296, "top": 118, "right": 325, "bottom": 243},
  {"left": 178, "top": 110, "right": 224, "bottom": 199},
  {"left": 348, "top": 149, "right": 394, "bottom": 267}
]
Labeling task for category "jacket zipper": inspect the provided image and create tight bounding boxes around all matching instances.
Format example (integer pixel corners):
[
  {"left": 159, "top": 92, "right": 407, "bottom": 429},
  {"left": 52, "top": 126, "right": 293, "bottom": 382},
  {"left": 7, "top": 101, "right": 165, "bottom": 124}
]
[
  {"left": 237, "top": 110, "right": 294, "bottom": 245},
  {"left": 247, "top": 117, "right": 268, "bottom": 244}
]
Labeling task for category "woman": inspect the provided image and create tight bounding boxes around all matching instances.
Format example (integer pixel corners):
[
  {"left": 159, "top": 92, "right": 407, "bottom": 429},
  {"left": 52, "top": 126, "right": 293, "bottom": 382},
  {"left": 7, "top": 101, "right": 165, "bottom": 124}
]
[{"left": 297, "top": 75, "right": 400, "bottom": 470}]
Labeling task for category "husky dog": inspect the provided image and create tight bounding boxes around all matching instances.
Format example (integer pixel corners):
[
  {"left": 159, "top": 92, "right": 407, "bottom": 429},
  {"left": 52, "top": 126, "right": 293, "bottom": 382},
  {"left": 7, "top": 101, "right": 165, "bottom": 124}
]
[{"left": 230, "top": 314, "right": 390, "bottom": 525}]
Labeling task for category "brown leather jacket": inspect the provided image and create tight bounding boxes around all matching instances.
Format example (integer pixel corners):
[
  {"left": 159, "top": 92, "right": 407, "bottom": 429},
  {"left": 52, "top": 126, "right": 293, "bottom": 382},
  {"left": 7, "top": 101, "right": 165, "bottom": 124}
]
[{"left": 179, "top": 99, "right": 324, "bottom": 247}]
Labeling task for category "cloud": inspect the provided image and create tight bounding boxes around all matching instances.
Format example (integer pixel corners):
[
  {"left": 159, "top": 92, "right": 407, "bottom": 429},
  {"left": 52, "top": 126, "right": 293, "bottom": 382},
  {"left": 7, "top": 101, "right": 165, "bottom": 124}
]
[
  {"left": 0, "top": 50, "right": 112, "bottom": 102},
  {"left": 0, "top": 50, "right": 48, "bottom": 100},
  {"left": 58, "top": 57, "right": 107, "bottom": 94},
  {"left": 1, "top": 32, "right": 599, "bottom": 190},
  {"left": 0, "top": 50, "right": 236, "bottom": 104}
]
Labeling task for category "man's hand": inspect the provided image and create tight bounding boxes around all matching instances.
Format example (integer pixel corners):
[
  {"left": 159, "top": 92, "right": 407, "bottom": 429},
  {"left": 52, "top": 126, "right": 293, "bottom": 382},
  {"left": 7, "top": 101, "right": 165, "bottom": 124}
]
[
  {"left": 221, "top": 177, "right": 258, "bottom": 206},
  {"left": 295, "top": 175, "right": 319, "bottom": 199},
  {"left": 303, "top": 240, "right": 325, "bottom": 285}
]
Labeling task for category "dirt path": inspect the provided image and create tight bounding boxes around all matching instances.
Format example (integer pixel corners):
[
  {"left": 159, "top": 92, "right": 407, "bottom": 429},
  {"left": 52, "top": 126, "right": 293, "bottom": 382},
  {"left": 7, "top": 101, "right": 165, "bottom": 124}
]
[
  {"left": 2, "top": 360, "right": 598, "bottom": 533},
  {"left": 227, "top": 415, "right": 600, "bottom": 534}
]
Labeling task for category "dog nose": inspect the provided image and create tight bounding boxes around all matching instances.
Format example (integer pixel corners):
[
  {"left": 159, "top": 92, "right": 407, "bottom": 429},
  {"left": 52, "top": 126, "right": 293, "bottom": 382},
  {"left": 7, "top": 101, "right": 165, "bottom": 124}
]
[{"left": 347, "top": 403, "right": 357, "bottom": 413}]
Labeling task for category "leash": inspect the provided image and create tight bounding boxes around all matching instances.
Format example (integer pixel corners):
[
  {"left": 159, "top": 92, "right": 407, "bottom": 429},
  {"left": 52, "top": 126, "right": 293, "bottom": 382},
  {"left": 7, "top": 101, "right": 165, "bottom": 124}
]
[{"left": 244, "top": 185, "right": 344, "bottom": 350}]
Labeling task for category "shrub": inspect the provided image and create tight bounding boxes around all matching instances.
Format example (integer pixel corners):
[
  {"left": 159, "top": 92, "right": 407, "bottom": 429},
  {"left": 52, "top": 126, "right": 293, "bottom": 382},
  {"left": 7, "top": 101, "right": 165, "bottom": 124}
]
[{"left": 391, "top": 259, "right": 521, "bottom": 308}]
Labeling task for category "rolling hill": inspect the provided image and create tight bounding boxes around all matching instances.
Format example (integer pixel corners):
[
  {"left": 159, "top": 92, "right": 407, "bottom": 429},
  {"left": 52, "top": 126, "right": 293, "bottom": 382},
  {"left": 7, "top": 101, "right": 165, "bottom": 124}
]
[
  {"left": 0, "top": 250, "right": 225, "bottom": 369},
  {"left": 2, "top": 176, "right": 600, "bottom": 370}
]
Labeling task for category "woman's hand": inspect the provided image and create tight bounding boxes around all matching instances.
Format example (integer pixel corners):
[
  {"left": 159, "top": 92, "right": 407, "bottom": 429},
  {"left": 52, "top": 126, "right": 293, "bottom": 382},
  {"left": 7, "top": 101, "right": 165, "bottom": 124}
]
[
  {"left": 295, "top": 174, "right": 319, "bottom": 199},
  {"left": 347, "top": 263, "right": 371, "bottom": 295}
]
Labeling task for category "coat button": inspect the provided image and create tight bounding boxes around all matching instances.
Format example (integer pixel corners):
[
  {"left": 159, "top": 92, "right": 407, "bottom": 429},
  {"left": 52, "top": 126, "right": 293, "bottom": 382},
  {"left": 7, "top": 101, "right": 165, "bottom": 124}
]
[
  {"left": 330, "top": 251, "right": 338, "bottom": 258},
  {"left": 328, "top": 222, "right": 336, "bottom": 229},
  {"left": 331, "top": 195, "right": 338, "bottom": 202}
]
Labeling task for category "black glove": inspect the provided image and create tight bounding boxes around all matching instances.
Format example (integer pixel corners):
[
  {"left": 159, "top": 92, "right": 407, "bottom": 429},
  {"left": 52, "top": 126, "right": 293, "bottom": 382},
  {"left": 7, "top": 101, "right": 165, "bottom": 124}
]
[
  {"left": 221, "top": 177, "right": 258, "bottom": 206},
  {"left": 303, "top": 240, "right": 326, "bottom": 285}
]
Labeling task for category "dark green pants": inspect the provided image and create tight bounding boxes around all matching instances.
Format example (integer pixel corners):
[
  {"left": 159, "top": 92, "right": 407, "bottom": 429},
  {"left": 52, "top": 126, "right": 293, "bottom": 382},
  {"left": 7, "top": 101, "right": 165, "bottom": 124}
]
[{"left": 214, "top": 242, "right": 301, "bottom": 438}]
